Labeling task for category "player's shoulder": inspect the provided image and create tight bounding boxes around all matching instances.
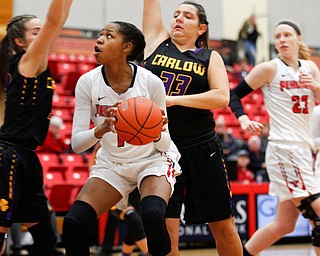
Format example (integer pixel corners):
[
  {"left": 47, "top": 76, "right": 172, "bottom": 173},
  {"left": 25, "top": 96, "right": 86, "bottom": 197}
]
[
  {"left": 135, "top": 64, "right": 162, "bottom": 82},
  {"left": 76, "top": 65, "right": 103, "bottom": 90},
  {"left": 253, "top": 59, "right": 277, "bottom": 74}
]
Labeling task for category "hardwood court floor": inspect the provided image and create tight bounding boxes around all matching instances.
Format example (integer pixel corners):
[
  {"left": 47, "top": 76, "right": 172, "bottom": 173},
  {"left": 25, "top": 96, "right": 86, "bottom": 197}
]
[
  {"left": 105, "top": 243, "right": 316, "bottom": 256},
  {"left": 179, "top": 244, "right": 316, "bottom": 255}
]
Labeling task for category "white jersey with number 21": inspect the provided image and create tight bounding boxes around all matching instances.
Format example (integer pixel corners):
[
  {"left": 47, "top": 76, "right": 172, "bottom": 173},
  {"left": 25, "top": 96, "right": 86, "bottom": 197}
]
[{"left": 261, "top": 58, "right": 315, "bottom": 147}]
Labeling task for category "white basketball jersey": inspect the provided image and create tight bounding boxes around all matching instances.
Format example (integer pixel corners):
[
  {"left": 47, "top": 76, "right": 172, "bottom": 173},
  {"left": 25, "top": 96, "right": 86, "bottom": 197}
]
[
  {"left": 73, "top": 63, "right": 171, "bottom": 163},
  {"left": 261, "top": 58, "right": 315, "bottom": 146}
]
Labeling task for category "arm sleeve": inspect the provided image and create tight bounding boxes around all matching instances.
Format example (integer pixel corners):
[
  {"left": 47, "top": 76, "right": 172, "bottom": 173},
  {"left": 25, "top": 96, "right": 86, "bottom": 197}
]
[
  {"left": 229, "top": 79, "right": 254, "bottom": 118},
  {"left": 148, "top": 73, "right": 171, "bottom": 152},
  {"left": 71, "top": 76, "right": 99, "bottom": 153}
]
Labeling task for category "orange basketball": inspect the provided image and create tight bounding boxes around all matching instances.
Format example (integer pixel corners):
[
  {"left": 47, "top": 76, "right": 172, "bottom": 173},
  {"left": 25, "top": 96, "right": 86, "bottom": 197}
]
[{"left": 115, "top": 97, "right": 163, "bottom": 145}]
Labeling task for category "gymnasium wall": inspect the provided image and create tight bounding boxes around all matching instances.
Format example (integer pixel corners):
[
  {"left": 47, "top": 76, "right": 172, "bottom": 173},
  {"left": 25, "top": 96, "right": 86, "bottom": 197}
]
[
  {"left": 0, "top": 0, "right": 13, "bottom": 39},
  {"left": 11, "top": 0, "right": 320, "bottom": 63}
]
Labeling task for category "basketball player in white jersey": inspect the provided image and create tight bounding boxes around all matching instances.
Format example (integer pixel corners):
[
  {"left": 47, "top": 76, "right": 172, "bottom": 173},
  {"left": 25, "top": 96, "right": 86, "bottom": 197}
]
[
  {"left": 62, "top": 21, "right": 181, "bottom": 256},
  {"left": 229, "top": 21, "right": 320, "bottom": 256},
  {"left": 311, "top": 105, "right": 320, "bottom": 173}
]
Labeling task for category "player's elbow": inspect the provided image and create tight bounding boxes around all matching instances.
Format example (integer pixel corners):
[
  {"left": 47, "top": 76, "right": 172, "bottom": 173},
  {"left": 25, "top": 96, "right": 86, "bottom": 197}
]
[
  {"left": 220, "top": 95, "right": 230, "bottom": 108},
  {"left": 213, "top": 94, "right": 229, "bottom": 109},
  {"left": 71, "top": 142, "right": 82, "bottom": 154}
]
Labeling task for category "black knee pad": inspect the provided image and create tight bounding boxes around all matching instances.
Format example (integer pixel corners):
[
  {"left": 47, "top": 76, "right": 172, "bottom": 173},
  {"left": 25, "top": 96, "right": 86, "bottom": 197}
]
[
  {"left": 62, "top": 200, "right": 97, "bottom": 256},
  {"left": 124, "top": 209, "right": 146, "bottom": 242},
  {"left": 141, "top": 195, "right": 171, "bottom": 256},
  {"left": 298, "top": 193, "right": 320, "bottom": 247},
  {"left": 312, "top": 222, "right": 320, "bottom": 247},
  {"left": 123, "top": 228, "right": 135, "bottom": 246},
  {"left": 28, "top": 220, "right": 57, "bottom": 256}
]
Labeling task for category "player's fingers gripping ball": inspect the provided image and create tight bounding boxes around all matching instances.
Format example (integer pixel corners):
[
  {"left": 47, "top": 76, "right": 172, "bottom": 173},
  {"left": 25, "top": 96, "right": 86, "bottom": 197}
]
[{"left": 114, "top": 96, "right": 163, "bottom": 145}]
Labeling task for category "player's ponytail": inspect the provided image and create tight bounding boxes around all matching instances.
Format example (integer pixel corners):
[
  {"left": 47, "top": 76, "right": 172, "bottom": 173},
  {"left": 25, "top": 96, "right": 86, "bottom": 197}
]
[
  {"left": 0, "top": 35, "right": 9, "bottom": 126},
  {"left": 298, "top": 42, "right": 311, "bottom": 60}
]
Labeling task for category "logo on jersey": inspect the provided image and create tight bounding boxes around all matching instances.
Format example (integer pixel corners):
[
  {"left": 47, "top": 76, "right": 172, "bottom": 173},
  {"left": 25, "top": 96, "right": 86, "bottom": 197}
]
[
  {"left": 47, "top": 77, "right": 55, "bottom": 91},
  {"left": 98, "top": 95, "right": 108, "bottom": 101},
  {"left": 151, "top": 54, "right": 206, "bottom": 76},
  {"left": 280, "top": 80, "right": 309, "bottom": 91},
  {"left": 95, "top": 104, "right": 113, "bottom": 117},
  {"left": 0, "top": 199, "right": 9, "bottom": 212}
]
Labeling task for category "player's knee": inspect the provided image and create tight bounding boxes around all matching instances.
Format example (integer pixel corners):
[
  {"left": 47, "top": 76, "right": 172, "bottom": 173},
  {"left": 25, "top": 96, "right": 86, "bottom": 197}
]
[
  {"left": 124, "top": 209, "right": 146, "bottom": 241},
  {"left": 312, "top": 222, "right": 320, "bottom": 247},
  {"left": 298, "top": 193, "right": 320, "bottom": 219},
  {"left": 28, "top": 220, "right": 57, "bottom": 254},
  {"left": 62, "top": 200, "right": 97, "bottom": 254},
  {"left": 298, "top": 193, "right": 320, "bottom": 247},
  {"left": 63, "top": 215, "right": 80, "bottom": 240},
  {"left": 141, "top": 195, "right": 171, "bottom": 256}
]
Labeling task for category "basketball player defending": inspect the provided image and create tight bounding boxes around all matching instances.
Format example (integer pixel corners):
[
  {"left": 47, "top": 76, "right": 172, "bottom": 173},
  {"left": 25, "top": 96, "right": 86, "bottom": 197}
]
[
  {"left": 143, "top": 1, "right": 242, "bottom": 256},
  {"left": 0, "top": 0, "right": 73, "bottom": 255}
]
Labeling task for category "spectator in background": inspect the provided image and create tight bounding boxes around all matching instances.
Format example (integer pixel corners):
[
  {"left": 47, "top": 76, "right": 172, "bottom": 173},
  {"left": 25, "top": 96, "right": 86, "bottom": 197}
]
[
  {"left": 215, "top": 116, "right": 239, "bottom": 162},
  {"left": 37, "top": 116, "right": 70, "bottom": 153},
  {"left": 259, "top": 122, "right": 270, "bottom": 154},
  {"left": 220, "top": 40, "right": 236, "bottom": 73},
  {"left": 245, "top": 135, "right": 268, "bottom": 182},
  {"left": 236, "top": 149, "right": 254, "bottom": 184},
  {"left": 233, "top": 58, "right": 253, "bottom": 83},
  {"left": 238, "top": 14, "right": 260, "bottom": 66}
]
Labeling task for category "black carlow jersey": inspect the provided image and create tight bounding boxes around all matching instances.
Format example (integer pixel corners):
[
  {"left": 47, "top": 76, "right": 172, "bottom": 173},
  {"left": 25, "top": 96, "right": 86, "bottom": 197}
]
[
  {"left": 0, "top": 51, "right": 54, "bottom": 149},
  {"left": 144, "top": 39, "right": 215, "bottom": 148}
]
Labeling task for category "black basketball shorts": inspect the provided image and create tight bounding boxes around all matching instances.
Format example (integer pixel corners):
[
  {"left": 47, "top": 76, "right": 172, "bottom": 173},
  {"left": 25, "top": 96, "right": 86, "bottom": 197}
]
[
  {"left": 0, "top": 143, "right": 50, "bottom": 227},
  {"left": 166, "top": 137, "right": 234, "bottom": 224}
]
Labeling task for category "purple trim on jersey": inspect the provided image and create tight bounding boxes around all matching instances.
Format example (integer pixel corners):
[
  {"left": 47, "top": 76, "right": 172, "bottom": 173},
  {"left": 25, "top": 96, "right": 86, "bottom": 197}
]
[{"left": 193, "top": 48, "right": 203, "bottom": 53}]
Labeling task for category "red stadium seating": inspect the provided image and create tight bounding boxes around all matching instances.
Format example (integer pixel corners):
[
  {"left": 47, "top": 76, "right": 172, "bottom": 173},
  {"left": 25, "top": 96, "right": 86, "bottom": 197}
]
[
  {"left": 65, "top": 165, "right": 89, "bottom": 186},
  {"left": 48, "top": 184, "right": 76, "bottom": 212}
]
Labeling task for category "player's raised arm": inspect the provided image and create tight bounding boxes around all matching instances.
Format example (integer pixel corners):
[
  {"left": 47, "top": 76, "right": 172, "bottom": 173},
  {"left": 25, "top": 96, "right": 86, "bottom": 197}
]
[
  {"left": 19, "top": 0, "right": 73, "bottom": 77},
  {"left": 143, "top": 0, "right": 169, "bottom": 58}
]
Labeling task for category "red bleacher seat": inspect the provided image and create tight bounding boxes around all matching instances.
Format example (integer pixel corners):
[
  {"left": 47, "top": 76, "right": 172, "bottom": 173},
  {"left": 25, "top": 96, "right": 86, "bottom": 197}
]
[
  {"left": 43, "top": 165, "right": 69, "bottom": 189},
  {"left": 52, "top": 94, "right": 75, "bottom": 109},
  {"left": 38, "top": 153, "right": 61, "bottom": 166},
  {"left": 48, "top": 184, "right": 76, "bottom": 212},
  {"left": 78, "top": 63, "right": 97, "bottom": 74},
  {"left": 60, "top": 121, "right": 73, "bottom": 143},
  {"left": 59, "top": 71, "right": 82, "bottom": 95},
  {"left": 66, "top": 165, "right": 89, "bottom": 186},
  {"left": 57, "top": 62, "right": 78, "bottom": 77},
  {"left": 60, "top": 153, "right": 86, "bottom": 165},
  {"left": 52, "top": 108, "right": 73, "bottom": 122}
]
